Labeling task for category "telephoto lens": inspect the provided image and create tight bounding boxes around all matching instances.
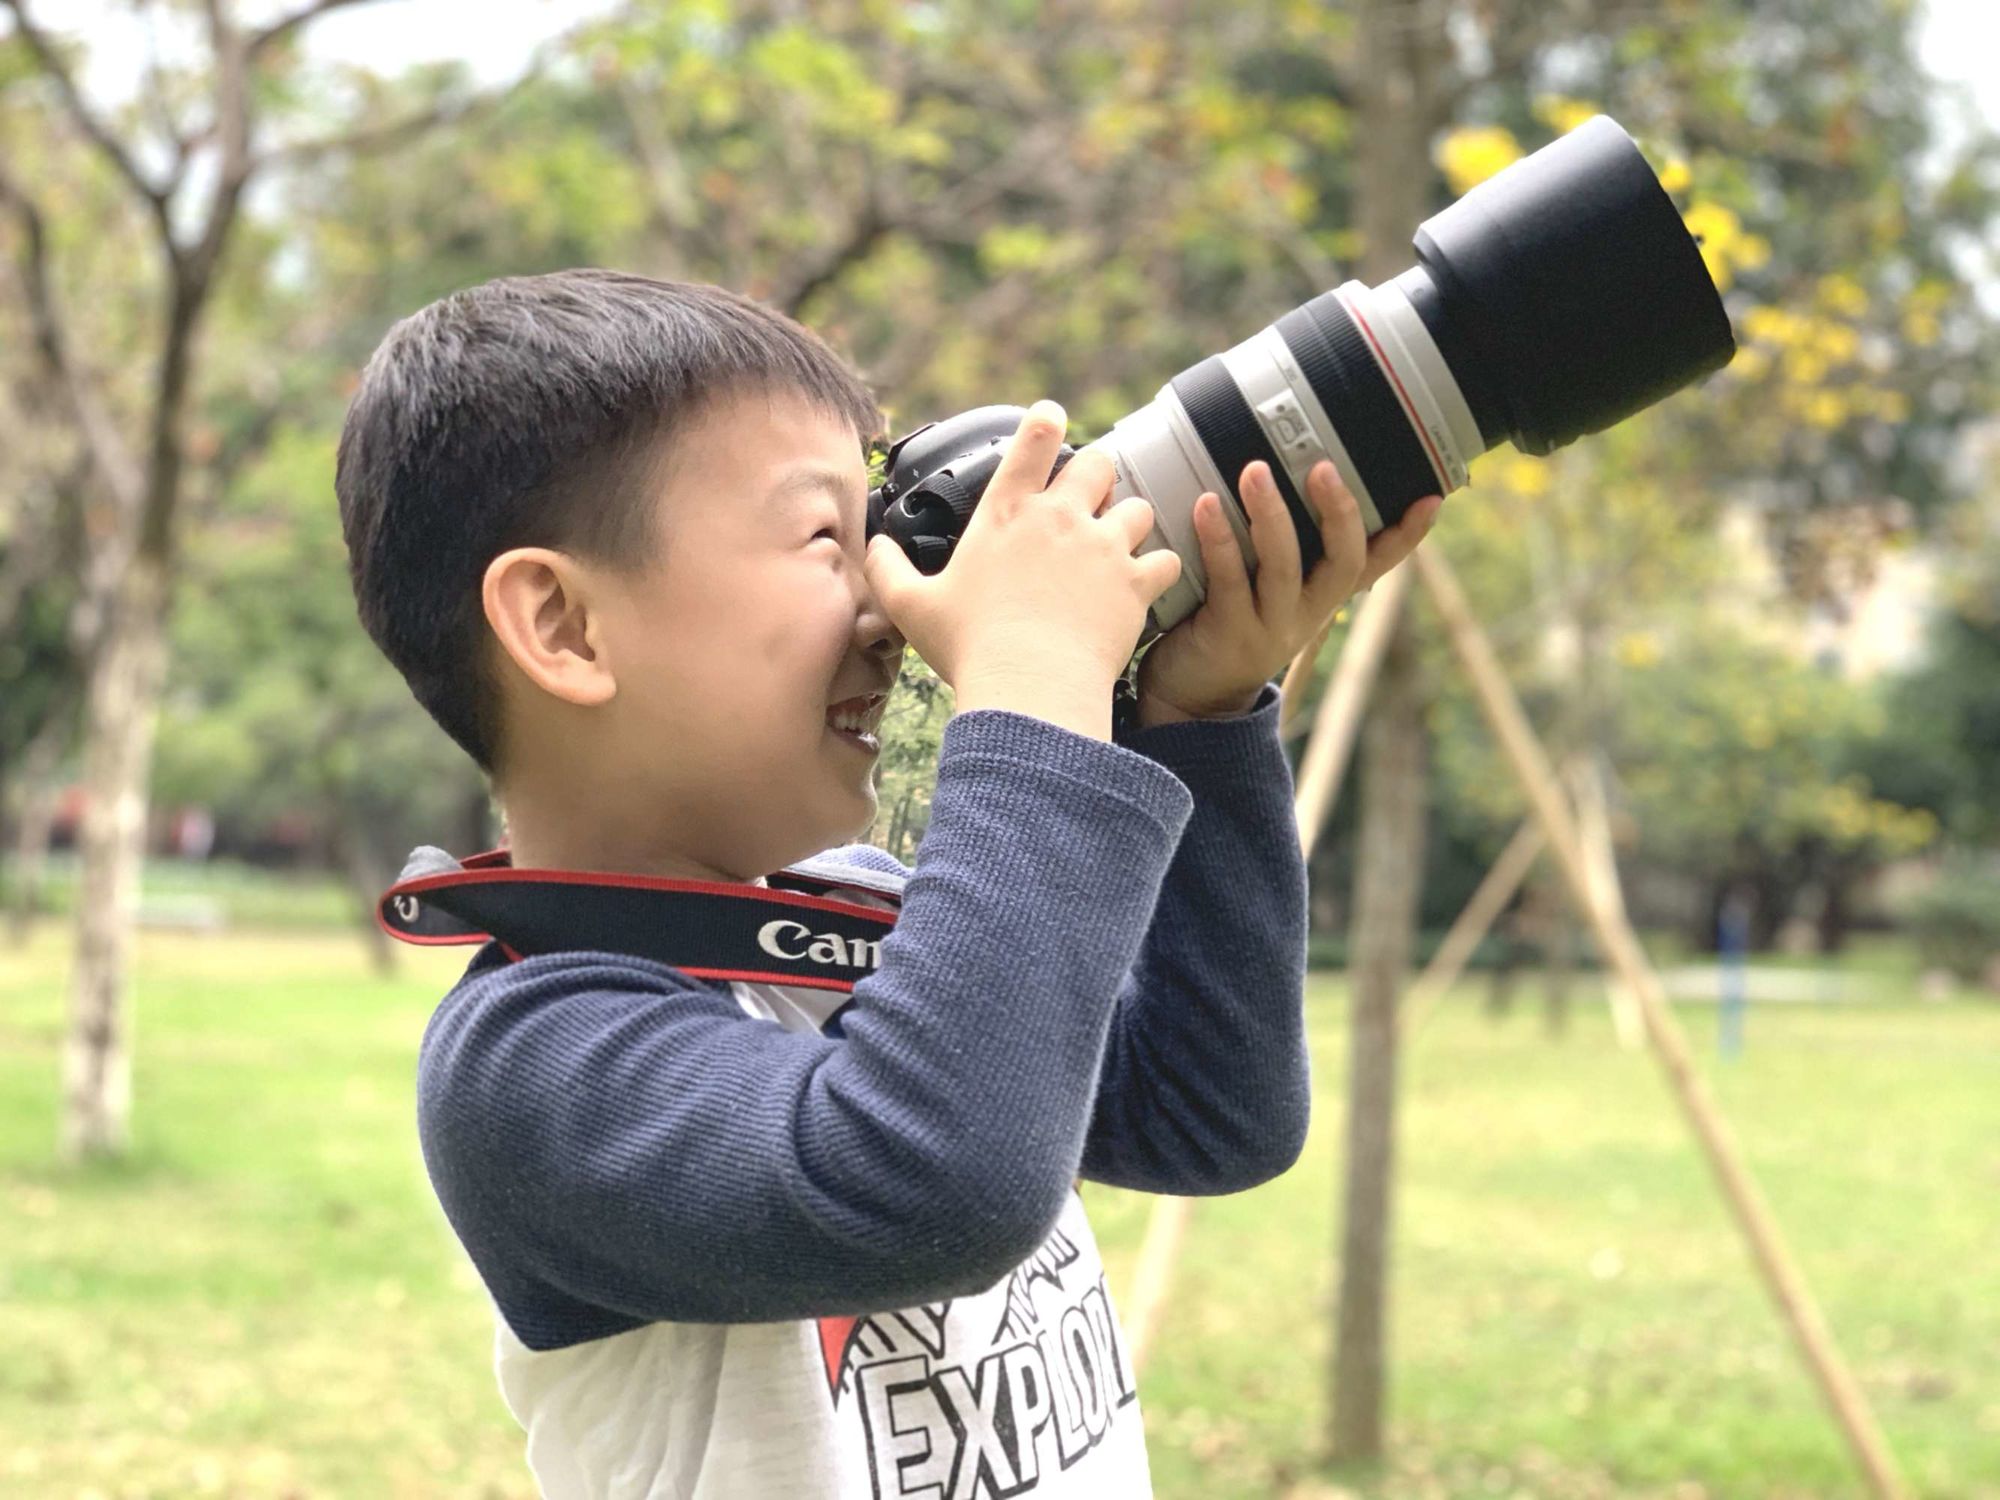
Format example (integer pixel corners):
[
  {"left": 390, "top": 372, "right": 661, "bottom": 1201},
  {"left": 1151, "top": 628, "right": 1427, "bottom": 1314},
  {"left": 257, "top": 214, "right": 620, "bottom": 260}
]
[{"left": 868, "top": 114, "right": 1736, "bottom": 641}]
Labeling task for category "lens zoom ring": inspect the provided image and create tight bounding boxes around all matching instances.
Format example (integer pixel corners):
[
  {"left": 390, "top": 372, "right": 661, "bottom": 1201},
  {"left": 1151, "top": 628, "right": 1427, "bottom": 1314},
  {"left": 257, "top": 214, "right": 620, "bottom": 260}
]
[
  {"left": 1168, "top": 357, "right": 1325, "bottom": 575},
  {"left": 1277, "top": 293, "right": 1441, "bottom": 526}
]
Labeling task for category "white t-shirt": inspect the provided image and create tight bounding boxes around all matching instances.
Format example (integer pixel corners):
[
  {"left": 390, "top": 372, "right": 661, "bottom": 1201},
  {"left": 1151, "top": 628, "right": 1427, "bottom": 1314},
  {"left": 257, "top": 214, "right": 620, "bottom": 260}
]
[{"left": 489, "top": 874, "right": 1154, "bottom": 1499}]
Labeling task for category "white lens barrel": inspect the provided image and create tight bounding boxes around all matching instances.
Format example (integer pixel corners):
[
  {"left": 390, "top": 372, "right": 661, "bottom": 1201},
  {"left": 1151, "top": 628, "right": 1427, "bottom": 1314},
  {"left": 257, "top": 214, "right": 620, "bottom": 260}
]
[
  {"left": 1335, "top": 279, "right": 1477, "bottom": 494},
  {"left": 1081, "top": 392, "right": 1235, "bottom": 636},
  {"left": 1220, "top": 327, "right": 1387, "bottom": 534},
  {"left": 1082, "top": 271, "right": 1483, "bottom": 637}
]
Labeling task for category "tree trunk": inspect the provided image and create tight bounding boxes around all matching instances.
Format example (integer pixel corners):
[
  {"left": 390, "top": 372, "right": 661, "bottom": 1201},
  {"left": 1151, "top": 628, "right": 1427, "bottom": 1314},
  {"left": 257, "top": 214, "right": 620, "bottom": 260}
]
[
  {"left": 60, "top": 555, "right": 169, "bottom": 1164},
  {"left": 1326, "top": 0, "right": 1446, "bottom": 1466},
  {"left": 884, "top": 787, "right": 913, "bottom": 863},
  {"left": 1330, "top": 617, "right": 1429, "bottom": 1463},
  {"left": 5, "top": 710, "right": 69, "bottom": 946},
  {"left": 1544, "top": 894, "right": 1576, "bottom": 1038},
  {"left": 332, "top": 812, "right": 398, "bottom": 978},
  {"left": 1817, "top": 866, "right": 1853, "bottom": 954}
]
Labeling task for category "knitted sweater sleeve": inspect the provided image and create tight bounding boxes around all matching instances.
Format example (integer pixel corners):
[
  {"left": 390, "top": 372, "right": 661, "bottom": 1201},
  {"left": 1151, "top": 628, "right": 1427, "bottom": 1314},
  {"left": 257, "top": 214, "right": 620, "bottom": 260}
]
[
  {"left": 1079, "top": 679, "right": 1313, "bottom": 1194},
  {"left": 415, "top": 706, "right": 1193, "bottom": 1350}
]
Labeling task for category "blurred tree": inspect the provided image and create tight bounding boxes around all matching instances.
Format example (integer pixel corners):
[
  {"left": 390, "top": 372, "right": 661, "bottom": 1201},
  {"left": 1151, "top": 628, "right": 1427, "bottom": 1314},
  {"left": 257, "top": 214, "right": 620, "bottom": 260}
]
[
  {"left": 1418, "top": 0, "right": 1996, "bottom": 963},
  {"left": 0, "top": 0, "right": 486, "bottom": 1161},
  {"left": 157, "top": 426, "right": 498, "bottom": 970},
  {"left": 1, "top": 0, "right": 1985, "bottom": 1480},
  {"left": 1328, "top": 0, "right": 1446, "bottom": 1467},
  {"left": 1429, "top": 433, "right": 1938, "bottom": 955},
  {"left": 1861, "top": 478, "right": 2000, "bottom": 849}
]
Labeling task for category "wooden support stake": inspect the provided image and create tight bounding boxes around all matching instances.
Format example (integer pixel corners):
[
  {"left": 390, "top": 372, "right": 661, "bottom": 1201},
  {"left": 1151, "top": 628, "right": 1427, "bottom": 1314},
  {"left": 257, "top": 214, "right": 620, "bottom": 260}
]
[
  {"left": 1412, "top": 546, "right": 1907, "bottom": 1500},
  {"left": 1125, "top": 570, "right": 1412, "bottom": 1376},
  {"left": 1121, "top": 1191, "right": 1189, "bottom": 1376},
  {"left": 1568, "top": 755, "right": 1646, "bottom": 1049},
  {"left": 1290, "top": 567, "right": 1414, "bottom": 855},
  {"left": 1404, "top": 816, "right": 1544, "bottom": 1035}
]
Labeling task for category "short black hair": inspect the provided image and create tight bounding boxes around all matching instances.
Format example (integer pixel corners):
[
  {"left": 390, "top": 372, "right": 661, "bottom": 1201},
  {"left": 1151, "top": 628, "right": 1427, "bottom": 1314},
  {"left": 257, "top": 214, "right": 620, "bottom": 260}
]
[{"left": 335, "top": 268, "right": 883, "bottom": 777}]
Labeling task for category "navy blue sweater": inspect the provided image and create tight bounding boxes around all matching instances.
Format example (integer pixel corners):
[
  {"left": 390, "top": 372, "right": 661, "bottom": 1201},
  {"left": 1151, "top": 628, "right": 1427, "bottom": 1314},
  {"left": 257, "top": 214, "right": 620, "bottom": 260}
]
[{"left": 416, "top": 680, "right": 1310, "bottom": 1352}]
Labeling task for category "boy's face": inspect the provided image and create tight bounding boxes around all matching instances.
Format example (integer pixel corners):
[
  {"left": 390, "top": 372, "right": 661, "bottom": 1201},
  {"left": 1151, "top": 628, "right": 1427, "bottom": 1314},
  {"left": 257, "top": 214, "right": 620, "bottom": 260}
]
[{"left": 522, "top": 387, "right": 905, "bottom": 882}]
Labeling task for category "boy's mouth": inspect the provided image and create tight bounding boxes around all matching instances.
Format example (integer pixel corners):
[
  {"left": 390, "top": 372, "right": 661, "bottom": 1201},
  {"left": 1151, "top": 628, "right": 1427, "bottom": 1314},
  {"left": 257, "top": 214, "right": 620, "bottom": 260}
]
[{"left": 826, "top": 693, "right": 887, "bottom": 754}]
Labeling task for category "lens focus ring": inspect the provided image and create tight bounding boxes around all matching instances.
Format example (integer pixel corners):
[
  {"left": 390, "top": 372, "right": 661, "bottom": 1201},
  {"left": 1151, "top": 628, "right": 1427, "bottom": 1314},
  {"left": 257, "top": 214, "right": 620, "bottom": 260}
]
[
  {"left": 1169, "top": 357, "right": 1326, "bottom": 576},
  {"left": 1276, "top": 293, "right": 1441, "bottom": 528}
]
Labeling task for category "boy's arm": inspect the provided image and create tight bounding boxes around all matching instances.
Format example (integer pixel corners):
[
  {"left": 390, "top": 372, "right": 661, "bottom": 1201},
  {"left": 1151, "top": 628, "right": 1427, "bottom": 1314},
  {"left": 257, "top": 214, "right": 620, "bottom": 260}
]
[
  {"left": 1077, "top": 678, "right": 1314, "bottom": 1195},
  {"left": 417, "top": 706, "right": 1194, "bottom": 1348}
]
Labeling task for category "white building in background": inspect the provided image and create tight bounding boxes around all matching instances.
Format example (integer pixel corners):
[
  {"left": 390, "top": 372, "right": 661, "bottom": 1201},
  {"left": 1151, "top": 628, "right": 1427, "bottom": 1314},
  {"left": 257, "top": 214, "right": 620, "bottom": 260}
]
[
  {"left": 1802, "top": 414, "right": 2000, "bottom": 681},
  {"left": 1712, "top": 412, "right": 2000, "bottom": 686},
  {"left": 1800, "top": 543, "right": 1939, "bottom": 681},
  {"left": 1700, "top": 497, "right": 1938, "bottom": 684}
]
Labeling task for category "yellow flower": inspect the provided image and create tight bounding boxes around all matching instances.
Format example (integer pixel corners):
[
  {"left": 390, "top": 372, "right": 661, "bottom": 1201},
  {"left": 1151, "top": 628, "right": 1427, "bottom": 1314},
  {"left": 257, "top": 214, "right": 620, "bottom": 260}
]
[
  {"left": 1437, "top": 125, "right": 1523, "bottom": 195},
  {"left": 1682, "top": 200, "right": 1756, "bottom": 291},
  {"left": 1783, "top": 348, "right": 1830, "bottom": 386},
  {"left": 1816, "top": 274, "right": 1869, "bottom": 317},
  {"left": 1616, "top": 632, "right": 1662, "bottom": 668},
  {"left": 1894, "top": 280, "right": 1950, "bottom": 348},
  {"left": 1743, "top": 304, "right": 1802, "bottom": 345},
  {"left": 1729, "top": 346, "right": 1772, "bottom": 381},
  {"left": 1657, "top": 156, "right": 1693, "bottom": 195},
  {"left": 1869, "top": 388, "right": 1912, "bottom": 423},
  {"left": 1811, "top": 321, "right": 1860, "bottom": 364},
  {"left": 1500, "top": 452, "right": 1551, "bottom": 498},
  {"left": 1532, "top": 95, "right": 1601, "bottom": 136},
  {"left": 1803, "top": 389, "right": 1847, "bottom": 430}
]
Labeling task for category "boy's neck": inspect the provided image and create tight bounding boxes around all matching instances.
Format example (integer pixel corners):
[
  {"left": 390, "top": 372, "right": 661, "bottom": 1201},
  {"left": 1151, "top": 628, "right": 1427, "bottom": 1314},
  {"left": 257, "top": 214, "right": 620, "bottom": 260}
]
[{"left": 499, "top": 806, "right": 764, "bottom": 886}]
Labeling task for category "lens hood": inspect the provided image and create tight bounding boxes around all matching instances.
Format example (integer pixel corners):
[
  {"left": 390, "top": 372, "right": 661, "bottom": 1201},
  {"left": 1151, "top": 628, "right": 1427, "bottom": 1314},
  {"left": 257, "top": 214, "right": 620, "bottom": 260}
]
[{"left": 1408, "top": 115, "right": 1736, "bottom": 455}]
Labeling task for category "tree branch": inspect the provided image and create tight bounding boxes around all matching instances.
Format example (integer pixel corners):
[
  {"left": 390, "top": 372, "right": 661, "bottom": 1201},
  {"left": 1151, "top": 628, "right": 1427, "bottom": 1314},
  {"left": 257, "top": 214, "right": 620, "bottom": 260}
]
[
  {"left": 246, "top": 0, "right": 385, "bottom": 62},
  {"left": 773, "top": 193, "right": 889, "bottom": 317},
  {"left": 254, "top": 45, "right": 536, "bottom": 176},
  {"left": 0, "top": 161, "right": 145, "bottom": 510},
  {"left": 137, "top": 2, "right": 200, "bottom": 199},
  {"left": 1, "top": 0, "right": 174, "bottom": 236},
  {"left": 252, "top": 93, "right": 478, "bottom": 171},
  {"left": 167, "top": 0, "right": 254, "bottom": 300}
]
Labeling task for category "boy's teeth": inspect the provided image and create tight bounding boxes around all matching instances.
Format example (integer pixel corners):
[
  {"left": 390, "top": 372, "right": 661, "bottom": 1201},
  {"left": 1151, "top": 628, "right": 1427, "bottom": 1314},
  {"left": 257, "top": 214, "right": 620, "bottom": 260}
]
[{"left": 828, "top": 696, "right": 882, "bottom": 734}]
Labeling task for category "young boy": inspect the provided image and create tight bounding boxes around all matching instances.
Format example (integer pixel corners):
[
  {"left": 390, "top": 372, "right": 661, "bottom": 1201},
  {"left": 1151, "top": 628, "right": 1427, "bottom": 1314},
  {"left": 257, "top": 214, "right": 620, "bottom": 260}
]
[{"left": 336, "top": 267, "right": 1438, "bottom": 1499}]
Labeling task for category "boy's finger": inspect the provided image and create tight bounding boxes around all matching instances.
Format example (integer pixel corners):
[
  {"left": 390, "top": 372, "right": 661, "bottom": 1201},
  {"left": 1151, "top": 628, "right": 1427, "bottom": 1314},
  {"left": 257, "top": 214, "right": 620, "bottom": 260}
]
[
  {"left": 1356, "top": 496, "right": 1442, "bottom": 590},
  {"left": 1050, "top": 447, "right": 1116, "bottom": 513},
  {"left": 1301, "top": 460, "right": 1368, "bottom": 616},
  {"left": 1241, "top": 460, "right": 1301, "bottom": 616},
  {"left": 1193, "top": 492, "right": 1254, "bottom": 620},
  {"left": 1103, "top": 493, "right": 1159, "bottom": 551},
  {"left": 985, "top": 400, "right": 1068, "bottom": 515},
  {"left": 1136, "top": 544, "right": 1183, "bottom": 605},
  {"left": 864, "top": 532, "right": 923, "bottom": 609}
]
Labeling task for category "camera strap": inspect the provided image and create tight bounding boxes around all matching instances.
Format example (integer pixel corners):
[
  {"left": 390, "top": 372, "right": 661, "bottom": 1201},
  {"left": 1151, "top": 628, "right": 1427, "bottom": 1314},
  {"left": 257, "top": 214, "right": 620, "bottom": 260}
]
[{"left": 377, "top": 848, "right": 903, "bottom": 994}]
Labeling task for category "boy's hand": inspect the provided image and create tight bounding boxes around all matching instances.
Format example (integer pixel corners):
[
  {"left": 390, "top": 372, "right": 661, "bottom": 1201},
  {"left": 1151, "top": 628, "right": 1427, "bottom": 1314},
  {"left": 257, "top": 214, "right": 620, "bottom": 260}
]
[
  {"left": 1133, "top": 459, "right": 1441, "bottom": 728},
  {"left": 865, "top": 401, "right": 1184, "bottom": 740}
]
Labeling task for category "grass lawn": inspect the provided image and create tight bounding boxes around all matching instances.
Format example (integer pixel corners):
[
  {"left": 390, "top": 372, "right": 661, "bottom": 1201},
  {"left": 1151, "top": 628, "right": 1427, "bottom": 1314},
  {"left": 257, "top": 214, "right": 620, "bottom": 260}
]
[{"left": 2, "top": 922, "right": 1995, "bottom": 1498}]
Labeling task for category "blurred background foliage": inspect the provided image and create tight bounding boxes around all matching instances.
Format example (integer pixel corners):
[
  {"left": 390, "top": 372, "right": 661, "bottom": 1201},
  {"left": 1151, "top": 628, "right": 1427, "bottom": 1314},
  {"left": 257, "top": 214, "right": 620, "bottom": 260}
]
[
  {"left": 4, "top": 0, "right": 1996, "bottom": 958},
  {"left": 4, "top": 1, "right": 2000, "bottom": 1496}
]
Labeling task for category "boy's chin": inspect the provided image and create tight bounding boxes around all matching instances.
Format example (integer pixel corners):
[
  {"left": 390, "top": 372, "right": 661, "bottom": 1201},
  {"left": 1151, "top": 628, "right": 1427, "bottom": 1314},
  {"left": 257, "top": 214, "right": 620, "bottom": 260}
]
[{"left": 830, "top": 781, "right": 878, "bottom": 847}]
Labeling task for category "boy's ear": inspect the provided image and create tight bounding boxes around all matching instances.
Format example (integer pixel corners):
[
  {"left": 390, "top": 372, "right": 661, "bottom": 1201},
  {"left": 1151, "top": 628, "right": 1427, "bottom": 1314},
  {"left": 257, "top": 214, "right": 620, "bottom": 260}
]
[{"left": 481, "top": 547, "right": 617, "bottom": 709}]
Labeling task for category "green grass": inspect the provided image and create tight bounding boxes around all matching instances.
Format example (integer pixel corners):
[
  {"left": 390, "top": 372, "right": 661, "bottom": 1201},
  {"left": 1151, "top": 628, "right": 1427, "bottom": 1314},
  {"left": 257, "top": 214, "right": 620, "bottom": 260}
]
[
  {"left": 6, "top": 855, "right": 359, "bottom": 931},
  {"left": 2, "top": 924, "right": 1996, "bottom": 1498}
]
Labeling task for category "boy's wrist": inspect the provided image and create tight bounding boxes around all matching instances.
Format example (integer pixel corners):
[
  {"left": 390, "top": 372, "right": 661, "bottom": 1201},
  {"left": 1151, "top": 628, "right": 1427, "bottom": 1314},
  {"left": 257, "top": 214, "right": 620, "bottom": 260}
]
[
  {"left": 1132, "top": 684, "right": 1264, "bottom": 729},
  {"left": 952, "top": 663, "right": 1115, "bottom": 742}
]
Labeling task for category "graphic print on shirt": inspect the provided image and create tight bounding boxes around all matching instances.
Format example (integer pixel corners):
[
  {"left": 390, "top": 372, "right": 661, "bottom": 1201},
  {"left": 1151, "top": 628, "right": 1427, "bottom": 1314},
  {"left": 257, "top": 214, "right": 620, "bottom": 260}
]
[{"left": 814, "top": 1219, "right": 1139, "bottom": 1498}]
